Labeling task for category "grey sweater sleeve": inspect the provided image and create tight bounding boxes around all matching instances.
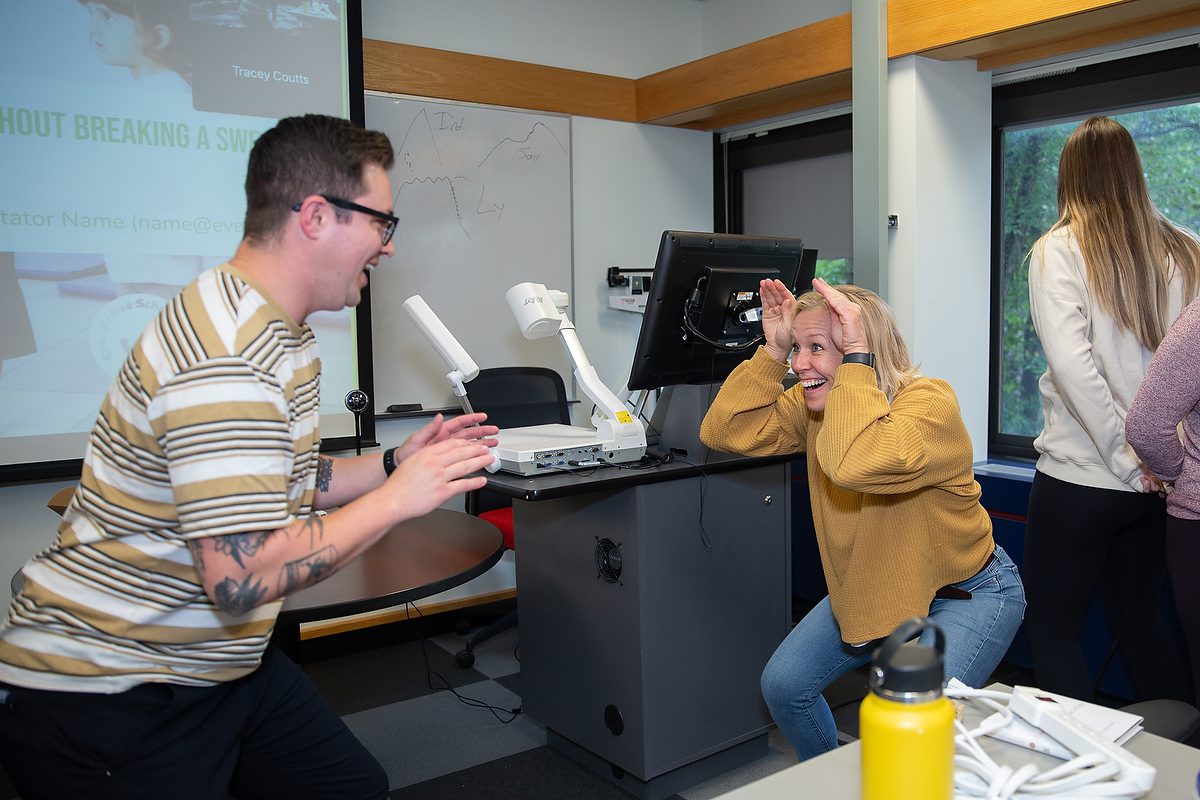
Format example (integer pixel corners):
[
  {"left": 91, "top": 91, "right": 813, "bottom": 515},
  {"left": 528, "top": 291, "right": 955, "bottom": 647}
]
[{"left": 1126, "top": 297, "right": 1200, "bottom": 483}]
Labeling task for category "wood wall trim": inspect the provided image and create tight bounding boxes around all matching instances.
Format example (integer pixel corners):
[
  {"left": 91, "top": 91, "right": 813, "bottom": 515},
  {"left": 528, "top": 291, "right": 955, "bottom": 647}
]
[
  {"left": 886, "top": 0, "right": 1129, "bottom": 59},
  {"left": 635, "top": 15, "right": 851, "bottom": 125},
  {"left": 361, "top": 2, "right": 1200, "bottom": 132},
  {"left": 965, "top": 5, "right": 1200, "bottom": 71},
  {"left": 363, "top": 39, "right": 636, "bottom": 122},
  {"left": 664, "top": 76, "right": 853, "bottom": 132}
]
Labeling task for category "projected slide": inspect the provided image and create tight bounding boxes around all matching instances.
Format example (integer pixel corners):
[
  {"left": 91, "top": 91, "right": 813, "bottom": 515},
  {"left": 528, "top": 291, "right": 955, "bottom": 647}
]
[{"left": 0, "top": 0, "right": 355, "bottom": 468}]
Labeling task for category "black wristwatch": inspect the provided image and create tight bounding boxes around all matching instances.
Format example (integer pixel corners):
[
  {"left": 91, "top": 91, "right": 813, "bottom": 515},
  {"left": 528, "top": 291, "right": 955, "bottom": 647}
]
[
  {"left": 382, "top": 447, "right": 397, "bottom": 477},
  {"left": 842, "top": 352, "right": 875, "bottom": 368}
]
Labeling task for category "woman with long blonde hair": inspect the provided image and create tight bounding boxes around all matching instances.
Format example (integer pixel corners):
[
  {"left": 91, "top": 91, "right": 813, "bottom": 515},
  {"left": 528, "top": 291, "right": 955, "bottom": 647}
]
[
  {"left": 702, "top": 278, "right": 1025, "bottom": 760},
  {"left": 1024, "top": 115, "right": 1200, "bottom": 702}
]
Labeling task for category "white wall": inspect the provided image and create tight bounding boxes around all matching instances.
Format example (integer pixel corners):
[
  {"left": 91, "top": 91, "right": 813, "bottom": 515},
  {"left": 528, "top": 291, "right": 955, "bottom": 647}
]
[
  {"left": 362, "top": 0, "right": 704, "bottom": 77},
  {"left": 699, "top": 0, "right": 849, "bottom": 56},
  {"left": 571, "top": 118, "right": 714, "bottom": 391},
  {"left": 887, "top": 56, "right": 992, "bottom": 460}
]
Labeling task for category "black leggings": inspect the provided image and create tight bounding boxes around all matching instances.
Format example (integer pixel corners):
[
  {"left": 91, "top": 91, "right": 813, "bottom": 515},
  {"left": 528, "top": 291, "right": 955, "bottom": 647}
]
[
  {"left": 1023, "top": 470, "right": 1190, "bottom": 702},
  {"left": 1167, "top": 515, "right": 1200, "bottom": 705}
]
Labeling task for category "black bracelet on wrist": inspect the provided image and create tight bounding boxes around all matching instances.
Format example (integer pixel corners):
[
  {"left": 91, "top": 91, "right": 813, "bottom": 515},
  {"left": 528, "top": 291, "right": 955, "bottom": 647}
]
[
  {"left": 382, "top": 447, "right": 397, "bottom": 476},
  {"left": 842, "top": 352, "right": 875, "bottom": 369}
]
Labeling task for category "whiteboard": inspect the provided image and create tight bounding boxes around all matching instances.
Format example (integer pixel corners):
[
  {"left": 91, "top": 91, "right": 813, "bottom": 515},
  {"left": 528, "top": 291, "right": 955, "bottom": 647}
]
[{"left": 364, "top": 93, "right": 573, "bottom": 413}]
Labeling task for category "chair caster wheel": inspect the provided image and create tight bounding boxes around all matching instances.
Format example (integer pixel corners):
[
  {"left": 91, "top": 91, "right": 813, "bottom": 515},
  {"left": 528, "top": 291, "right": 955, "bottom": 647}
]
[{"left": 455, "top": 650, "right": 475, "bottom": 668}]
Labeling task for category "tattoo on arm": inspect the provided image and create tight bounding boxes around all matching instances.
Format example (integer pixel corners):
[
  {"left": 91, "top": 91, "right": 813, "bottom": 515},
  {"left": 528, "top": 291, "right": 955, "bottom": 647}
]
[
  {"left": 215, "top": 575, "right": 268, "bottom": 614},
  {"left": 316, "top": 456, "right": 333, "bottom": 493},
  {"left": 212, "top": 531, "right": 270, "bottom": 568},
  {"left": 298, "top": 514, "right": 325, "bottom": 550},
  {"left": 277, "top": 545, "right": 340, "bottom": 596},
  {"left": 188, "top": 539, "right": 207, "bottom": 586}
]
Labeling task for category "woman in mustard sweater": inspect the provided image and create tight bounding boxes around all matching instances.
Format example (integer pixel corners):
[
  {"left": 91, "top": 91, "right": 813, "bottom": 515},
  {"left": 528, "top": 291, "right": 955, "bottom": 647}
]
[{"left": 700, "top": 278, "right": 1025, "bottom": 760}]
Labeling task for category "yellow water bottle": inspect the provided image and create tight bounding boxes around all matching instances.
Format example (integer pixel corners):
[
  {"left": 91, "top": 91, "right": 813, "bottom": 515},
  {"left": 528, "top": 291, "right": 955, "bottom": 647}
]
[{"left": 860, "top": 617, "right": 954, "bottom": 800}]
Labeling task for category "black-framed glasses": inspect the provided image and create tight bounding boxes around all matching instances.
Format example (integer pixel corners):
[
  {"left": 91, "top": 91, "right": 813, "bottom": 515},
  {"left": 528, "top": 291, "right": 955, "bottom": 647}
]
[{"left": 292, "top": 194, "right": 398, "bottom": 246}]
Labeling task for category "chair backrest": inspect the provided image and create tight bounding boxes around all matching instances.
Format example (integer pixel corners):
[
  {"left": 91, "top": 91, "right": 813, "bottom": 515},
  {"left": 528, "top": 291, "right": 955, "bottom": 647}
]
[
  {"left": 466, "top": 366, "right": 571, "bottom": 429},
  {"left": 465, "top": 366, "right": 570, "bottom": 516}
]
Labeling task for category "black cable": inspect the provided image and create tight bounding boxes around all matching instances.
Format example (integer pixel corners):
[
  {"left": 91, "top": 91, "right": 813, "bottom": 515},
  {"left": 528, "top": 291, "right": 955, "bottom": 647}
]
[
  {"left": 681, "top": 286, "right": 763, "bottom": 352},
  {"left": 639, "top": 406, "right": 662, "bottom": 438},
  {"left": 553, "top": 462, "right": 606, "bottom": 476},
  {"left": 405, "top": 602, "right": 522, "bottom": 724},
  {"left": 614, "top": 457, "right": 661, "bottom": 471},
  {"left": 671, "top": 455, "right": 713, "bottom": 552}
]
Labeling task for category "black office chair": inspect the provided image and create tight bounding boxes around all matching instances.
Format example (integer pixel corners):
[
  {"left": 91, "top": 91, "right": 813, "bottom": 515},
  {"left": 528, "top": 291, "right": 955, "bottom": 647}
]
[
  {"left": 455, "top": 366, "right": 571, "bottom": 668},
  {"left": 1093, "top": 638, "right": 1200, "bottom": 742}
]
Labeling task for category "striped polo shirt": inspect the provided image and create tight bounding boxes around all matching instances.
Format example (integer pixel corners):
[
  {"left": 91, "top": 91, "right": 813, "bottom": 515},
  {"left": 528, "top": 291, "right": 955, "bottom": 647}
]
[{"left": 0, "top": 265, "right": 322, "bottom": 692}]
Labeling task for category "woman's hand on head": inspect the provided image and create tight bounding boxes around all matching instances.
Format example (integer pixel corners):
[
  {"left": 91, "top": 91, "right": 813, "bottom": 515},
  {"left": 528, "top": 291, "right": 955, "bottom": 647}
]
[
  {"left": 760, "top": 278, "right": 795, "bottom": 362},
  {"left": 812, "top": 278, "right": 868, "bottom": 355}
]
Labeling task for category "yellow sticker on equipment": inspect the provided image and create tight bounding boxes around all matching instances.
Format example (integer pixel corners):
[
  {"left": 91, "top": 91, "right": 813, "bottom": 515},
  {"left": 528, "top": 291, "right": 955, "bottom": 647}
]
[{"left": 616, "top": 411, "right": 633, "bottom": 424}]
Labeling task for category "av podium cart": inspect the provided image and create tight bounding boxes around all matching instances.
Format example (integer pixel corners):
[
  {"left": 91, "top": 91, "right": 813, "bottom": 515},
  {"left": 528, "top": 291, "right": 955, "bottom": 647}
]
[{"left": 485, "top": 452, "right": 792, "bottom": 799}]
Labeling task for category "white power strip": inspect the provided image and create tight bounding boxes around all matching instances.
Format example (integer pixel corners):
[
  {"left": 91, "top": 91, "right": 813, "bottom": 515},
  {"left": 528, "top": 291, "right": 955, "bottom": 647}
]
[
  {"left": 1008, "top": 686, "right": 1156, "bottom": 794},
  {"left": 946, "top": 682, "right": 1158, "bottom": 798}
]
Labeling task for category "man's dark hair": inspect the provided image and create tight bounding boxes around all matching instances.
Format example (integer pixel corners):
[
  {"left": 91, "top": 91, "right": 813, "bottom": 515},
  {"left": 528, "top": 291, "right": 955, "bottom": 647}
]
[{"left": 243, "top": 115, "right": 394, "bottom": 244}]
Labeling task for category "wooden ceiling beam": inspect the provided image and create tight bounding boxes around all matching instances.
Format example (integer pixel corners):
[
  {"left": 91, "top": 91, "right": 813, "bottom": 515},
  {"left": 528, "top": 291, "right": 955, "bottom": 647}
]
[
  {"left": 931, "top": 3, "right": 1200, "bottom": 71},
  {"left": 634, "top": 15, "right": 851, "bottom": 125},
  {"left": 361, "top": 2, "right": 1200, "bottom": 132},
  {"left": 886, "top": 0, "right": 1129, "bottom": 59},
  {"left": 362, "top": 39, "right": 637, "bottom": 122}
]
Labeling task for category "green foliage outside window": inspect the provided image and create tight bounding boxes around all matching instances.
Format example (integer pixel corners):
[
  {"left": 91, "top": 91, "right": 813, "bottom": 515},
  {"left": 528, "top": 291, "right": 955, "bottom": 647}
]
[
  {"left": 998, "top": 102, "right": 1200, "bottom": 439},
  {"left": 816, "top": 258, "right": 852, "bottom": 285}
]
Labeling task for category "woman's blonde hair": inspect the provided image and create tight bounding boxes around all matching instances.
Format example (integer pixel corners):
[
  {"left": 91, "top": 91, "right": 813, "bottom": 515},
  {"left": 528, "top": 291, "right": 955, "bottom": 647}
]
[
  {"left": 1039, "top": 116, "right": 1200, "bottom": 349},
  {"left": 790, "top": 285, "right": 920, "bottom": 401}
]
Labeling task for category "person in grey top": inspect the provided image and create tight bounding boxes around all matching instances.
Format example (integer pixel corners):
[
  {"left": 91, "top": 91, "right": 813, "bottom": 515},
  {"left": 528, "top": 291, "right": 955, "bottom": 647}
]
[{"left": 1127, "top": 294, "right": 1200, "bottom": 703}]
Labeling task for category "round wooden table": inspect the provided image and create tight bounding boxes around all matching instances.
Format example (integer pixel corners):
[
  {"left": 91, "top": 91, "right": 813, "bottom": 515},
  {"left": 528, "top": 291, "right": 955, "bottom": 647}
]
[{"left": 274, "top": 508, "right": 505, "bottom": 653}]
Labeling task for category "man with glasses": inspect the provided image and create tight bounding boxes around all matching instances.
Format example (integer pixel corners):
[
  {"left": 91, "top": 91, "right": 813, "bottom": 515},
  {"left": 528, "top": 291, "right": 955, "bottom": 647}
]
[{"left": 0, "top": 115, "right": 498, "bottom": 799}]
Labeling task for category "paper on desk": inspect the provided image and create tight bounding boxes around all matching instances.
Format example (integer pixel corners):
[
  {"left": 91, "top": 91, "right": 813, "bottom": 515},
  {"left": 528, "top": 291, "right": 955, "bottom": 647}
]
[{"left": 982, "top": 689, "right": 1143, "bottom": 760}]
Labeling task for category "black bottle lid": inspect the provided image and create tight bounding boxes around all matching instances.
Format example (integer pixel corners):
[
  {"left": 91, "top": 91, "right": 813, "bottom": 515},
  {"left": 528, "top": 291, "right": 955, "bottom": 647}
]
[{"left": 869, "top": 617, "right": 945, "bottom": 698}]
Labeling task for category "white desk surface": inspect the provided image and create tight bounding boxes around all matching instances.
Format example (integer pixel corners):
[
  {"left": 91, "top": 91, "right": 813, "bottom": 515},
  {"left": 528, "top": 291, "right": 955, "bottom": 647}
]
[{"left": 716, "top": 694, "right": 1200, "bottom": 799}]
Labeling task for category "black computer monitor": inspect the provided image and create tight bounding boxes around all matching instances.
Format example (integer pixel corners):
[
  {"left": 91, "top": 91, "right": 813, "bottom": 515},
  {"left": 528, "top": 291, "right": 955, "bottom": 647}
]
[{"left": 626, "top": 231, "right": 815, "bottom": 391}]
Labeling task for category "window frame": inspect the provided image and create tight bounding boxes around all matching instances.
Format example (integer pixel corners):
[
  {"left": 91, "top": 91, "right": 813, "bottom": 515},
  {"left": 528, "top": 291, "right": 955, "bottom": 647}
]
[
  {"left": 988, "top": 44, "right": 1200, "bottom": 461},
  {"left": 714, "top": 113, "right": 852, "bottom": 234}
]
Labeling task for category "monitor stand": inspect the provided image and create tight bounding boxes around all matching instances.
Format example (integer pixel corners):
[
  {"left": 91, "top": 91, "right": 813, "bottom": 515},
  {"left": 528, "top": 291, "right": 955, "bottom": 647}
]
[{"left": 646, "top": 383, "right": 739, "bottom": 465}]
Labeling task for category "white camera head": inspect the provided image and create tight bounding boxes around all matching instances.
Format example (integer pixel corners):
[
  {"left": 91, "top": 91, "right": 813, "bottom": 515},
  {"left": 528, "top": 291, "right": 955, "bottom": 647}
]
[{"left": 506, "top": 282, "right": 569, "bottom": 340}]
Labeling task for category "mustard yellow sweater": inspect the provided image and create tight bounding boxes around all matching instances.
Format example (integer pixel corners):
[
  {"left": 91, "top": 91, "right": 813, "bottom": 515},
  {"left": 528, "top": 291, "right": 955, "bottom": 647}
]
[{"left": 700, "top": 348, "right": 994, "bottom": 643}]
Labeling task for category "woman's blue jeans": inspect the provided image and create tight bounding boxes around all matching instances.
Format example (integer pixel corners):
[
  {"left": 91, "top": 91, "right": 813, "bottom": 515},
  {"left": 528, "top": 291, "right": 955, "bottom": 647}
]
[{"left": 761, "top": 544, "right": 1026, "bottom": 761}]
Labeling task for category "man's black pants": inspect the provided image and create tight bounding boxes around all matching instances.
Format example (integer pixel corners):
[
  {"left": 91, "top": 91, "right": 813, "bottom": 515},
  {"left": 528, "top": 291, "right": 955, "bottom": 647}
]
[{"left": 0, "top": 646, "right": 387, "bottom": 799}]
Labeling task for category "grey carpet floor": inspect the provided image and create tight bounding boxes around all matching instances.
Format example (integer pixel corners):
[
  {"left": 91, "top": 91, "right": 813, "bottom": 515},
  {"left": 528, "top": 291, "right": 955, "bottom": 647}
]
[{"left": 318, "top": 624, "right": 873, "bottom": 799}]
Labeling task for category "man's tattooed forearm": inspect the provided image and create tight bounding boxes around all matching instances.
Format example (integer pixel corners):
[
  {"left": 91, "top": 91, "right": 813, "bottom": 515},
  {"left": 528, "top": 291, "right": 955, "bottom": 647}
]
[
  {"left": 278, "top": 545, "right": 340, "bottom": 596},
  {"left": 214, "top": 574, "right": 268, "bottom": 614},
  {"left": 188, "top": 540, "right": 208, "bottom": 586},
  {"left": 299, "top": 514, "right": 325, "bottom": 549},
  {"left": 212, "top": 531, "right": 270, "bottom": 568},
  {"left": 316, "top": 456, "right": 333, "bottom": 493}
]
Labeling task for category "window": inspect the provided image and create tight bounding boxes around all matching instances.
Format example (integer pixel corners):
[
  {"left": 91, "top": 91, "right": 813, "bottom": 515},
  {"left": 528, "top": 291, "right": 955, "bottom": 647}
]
[
  {"left": 716, "top": 113, "right": 853, "bottom": 283},
  {"left": 990, "top": 44, "right": 1200, "bottom": 459}
]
